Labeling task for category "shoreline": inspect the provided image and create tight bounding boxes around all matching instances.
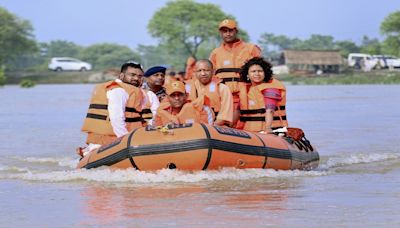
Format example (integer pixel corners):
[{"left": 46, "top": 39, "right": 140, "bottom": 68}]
[{"left": 4, "top": 69, "right": 400, "bottom": 85}]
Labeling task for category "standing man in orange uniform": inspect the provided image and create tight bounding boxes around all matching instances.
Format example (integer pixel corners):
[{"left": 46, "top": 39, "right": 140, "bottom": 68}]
[{"left": 209, "top": 19, "right": 262, "bottom": 125}]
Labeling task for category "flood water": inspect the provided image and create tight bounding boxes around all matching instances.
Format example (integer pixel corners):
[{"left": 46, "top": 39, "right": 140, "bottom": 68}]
[{"left": 0, "top": 84, "right": 399, "bottom": 227}]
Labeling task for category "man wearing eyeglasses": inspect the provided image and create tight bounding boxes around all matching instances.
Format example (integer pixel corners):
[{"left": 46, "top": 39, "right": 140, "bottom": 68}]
[
  {"left": 79, "top": 61, "right": 147, "bottom": 156},
  {"left": 122, "top": 63, "right": 160, "bottom": 127}
]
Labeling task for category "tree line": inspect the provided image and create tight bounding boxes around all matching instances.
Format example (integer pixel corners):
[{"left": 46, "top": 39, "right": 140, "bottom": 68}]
[{"left": 1, "top": 0, "right": 400, "bottom": 73}]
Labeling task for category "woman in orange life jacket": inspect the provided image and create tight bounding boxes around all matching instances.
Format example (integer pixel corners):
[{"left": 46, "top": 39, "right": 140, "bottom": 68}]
[{"left": 236, "top": 57, "right": 288, "bottom": 133}]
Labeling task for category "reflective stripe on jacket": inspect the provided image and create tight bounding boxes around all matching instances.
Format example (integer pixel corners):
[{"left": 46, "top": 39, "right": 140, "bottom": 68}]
[{"left": 238, "top": 78, "right": 288, "bottom": 131}]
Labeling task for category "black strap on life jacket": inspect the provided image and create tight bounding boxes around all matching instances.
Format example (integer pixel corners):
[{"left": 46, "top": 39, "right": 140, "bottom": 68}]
[
  {"left": 87, "top": 103, "right": 142, "bottom": 122},
  {"left": 141, "top": 109, "right": 152, "bottom": 114},
  {"left": 86, "top": 113, "right": 107, "bottom": 120},
  {"left": 221, "top": 77, "right": 240, "bottom": 83},
  {"left": 125, "top": 107, "right": 140, "bottom": 113},
  {"left": 215, "top": 68, "right": 241, "bottom": 74},
  {"left": 86, "top": 113, "right": 143, "bottom": 123},
  {"left": 239, "top": 116, "right": 285, "bottom": 122},
  {"left": 89, "top": 103, "right": 140, "bottom": 113},
  {"left": 89, "top": 104, "right": 107, "bottom": 110},
  {"left": 215, "top": 68, "right": 241, "bottom": 83},
  {"left": 240, "top": 108, "right": 266, "bottom": 115},
  {"left": 240, "top": 105, "right": 286, "bottom": 114},
  {"left": 125, "top": 117, "right": 143, "bottom": 123},
  {"left": 141, "top": 109, "right": 153, "bottom": 120}
]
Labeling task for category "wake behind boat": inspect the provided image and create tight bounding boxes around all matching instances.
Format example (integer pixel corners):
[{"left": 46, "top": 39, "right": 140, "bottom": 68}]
[{"left": 77, "top": 123, "right": 319, "bottom": 171}]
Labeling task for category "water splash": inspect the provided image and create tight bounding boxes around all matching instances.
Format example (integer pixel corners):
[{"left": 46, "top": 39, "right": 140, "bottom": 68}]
[
  {"left": 1, "top": 167, "right": 328, "bottom": 184},
  {"left": 14, "top": 156, "right": 78, "bottom": 168},
  {"left": 2, "top": 152, "right": 399, "bottom": 184},
  {"left": 320, "top": 152, "right": 400, "bottom": 169}
]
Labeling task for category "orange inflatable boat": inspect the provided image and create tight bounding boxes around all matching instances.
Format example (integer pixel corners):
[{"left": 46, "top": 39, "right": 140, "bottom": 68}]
[{"left": 77, "top": 123, "right": 319, "bottom": 171}]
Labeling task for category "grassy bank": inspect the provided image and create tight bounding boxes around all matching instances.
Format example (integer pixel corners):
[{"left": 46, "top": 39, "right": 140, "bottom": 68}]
[
  {"left": 4, "top": 70, "right": 121, "bottom": 85},
  {"left": 5, "top": 71, "right": 97, "bottom": 84},
  {"left": 4, "top": 69, "right": 400, "bottom": 85},
  {"left": 277, "top": 70, "right": 400, "bottom": 85}
]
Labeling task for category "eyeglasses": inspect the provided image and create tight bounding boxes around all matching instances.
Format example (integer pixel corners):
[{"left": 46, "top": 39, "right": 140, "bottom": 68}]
[
  {"left": 125, "top": 60, "right": 143, "bottom": 70},
  {"left": 124, "top": 72, "right": 144, "bottom": 78}
]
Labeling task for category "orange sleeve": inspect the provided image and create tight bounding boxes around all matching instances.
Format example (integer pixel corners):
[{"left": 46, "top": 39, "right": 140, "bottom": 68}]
[
  {"left": 216, "top": 84, "right": 233, "bottom": 123},
  {"left": 185, "top": 56, "right": 196, "bottom": 80},
  {"left": 251, "top": 45, "right": 262, "bottom": 58},
  {"left": 209, "top": 50, "right": 217, "bottom": 67}
]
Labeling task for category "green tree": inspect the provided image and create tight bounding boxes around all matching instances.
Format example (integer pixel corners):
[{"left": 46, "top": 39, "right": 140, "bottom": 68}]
[
  {"left": 0, "top": 7, "right": 38, "bottom": 69},
  {"left": 381, "top": 36, "right": 400, "bottom": 56},
  {"left": 0, "top": 67, "right": 5, "bottom": 85},
  {"left": 296, "top": 34, "right": 335, "bottom": 50},
  {"left": 380, "top": 11, "right": 400, "bottom": 56},
  {"left": 79, "top": 43, "right": 140, "bottom": 70},
  {"left": 137, "top": 44, "right": 171, "bottom": 68},
  {"left": 335, "top": 40, "right": 360, "bottom": 57},
  {"left": 147, "top": 0, "right": 241, "bottom": 68},
  {"left": 42, "top": 40, "right": 83, "bottom": 58},
  {"left": 258, "top": 32, "right": 365, "bottom": 60},
  {"left": 258, "top": 33, "right": 301, "bottom": 58},
  {"left": 359, "top": 36, "right": 381, "bottom": 54},
  {"left": 258, "top": 33, "right": 337, "bottom": 57},
  {"left": 8, "top": 41, "right": 84, "bottom": 71}
]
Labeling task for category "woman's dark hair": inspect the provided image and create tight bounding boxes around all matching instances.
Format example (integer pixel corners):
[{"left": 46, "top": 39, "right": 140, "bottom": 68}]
[{"left": 240, "top": 57, "right": 273, "bottom": 83}]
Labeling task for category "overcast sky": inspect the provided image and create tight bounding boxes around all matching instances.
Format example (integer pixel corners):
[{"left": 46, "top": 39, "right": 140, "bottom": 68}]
[{"left": 1, "top": 0, "right": 399, "bottom": 49}]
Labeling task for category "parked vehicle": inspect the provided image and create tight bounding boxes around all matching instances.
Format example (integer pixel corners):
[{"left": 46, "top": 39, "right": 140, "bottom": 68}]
[
  {"left": 347, "top": 53, "right": 378, "bottom": 70},
  {"left": 48, "top": 57, "right": 92, "bottom": 72},
  {"left": 373, "top": 55, "right": 400, "bottom": 68}
]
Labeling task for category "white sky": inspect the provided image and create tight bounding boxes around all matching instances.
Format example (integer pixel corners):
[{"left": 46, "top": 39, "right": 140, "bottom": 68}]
[{"left": 1, "top": 0, "right": 399, "bottom": 48}]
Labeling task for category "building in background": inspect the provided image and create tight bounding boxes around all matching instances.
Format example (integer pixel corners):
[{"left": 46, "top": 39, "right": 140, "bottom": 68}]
[{"left": 279, "top": 50, "right": 343, "bottom": 75}]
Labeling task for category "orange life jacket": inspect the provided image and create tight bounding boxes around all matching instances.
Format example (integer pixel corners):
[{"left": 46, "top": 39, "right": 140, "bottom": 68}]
[
  {"left": 185, "top": 56, "right": 196, "bottom": 80},
  {"left": 155, "top": 102, "right": 208, "bottom": 126},
  {"left": 186, "top": 78, "right": 222, "bottom": 116},
  {"left": 140, "top": 89, "right": 153, "bottom": 126},
  {"left": 81, "top": 81, "right": 143, "bottom": 144},
  {"left": 238, "top": 78, "right": 288, "bottom": 131},
  {"left": 211, "top": 40, "right": 259, "bottom": 93}
]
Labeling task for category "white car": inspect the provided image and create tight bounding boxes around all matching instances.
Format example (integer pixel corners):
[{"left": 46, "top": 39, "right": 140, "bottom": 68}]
[
  {"left": 48, "top": 57, "right": 92, "bottom": 72},
  {"left": 347, "top": 53, "right": 379, "bottom": 70},
  {"left": 373, "top": 55, "right": 400, "bottom": 68}
]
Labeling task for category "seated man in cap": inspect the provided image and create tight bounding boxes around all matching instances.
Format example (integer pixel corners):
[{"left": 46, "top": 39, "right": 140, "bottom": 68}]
[
  {"left": 154, "top": 81, "right": 214, "bottom": 126},
  {"left": 143, "top": 66, "right": 168, "bottom": 103}
]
